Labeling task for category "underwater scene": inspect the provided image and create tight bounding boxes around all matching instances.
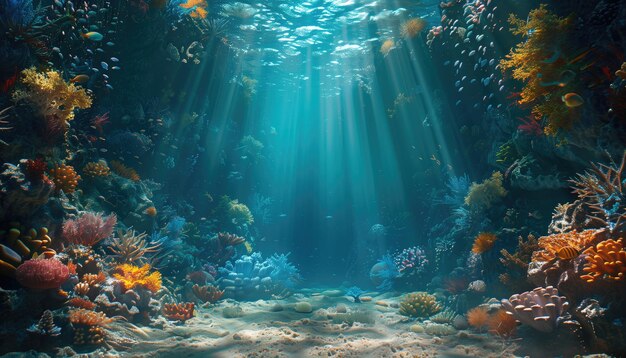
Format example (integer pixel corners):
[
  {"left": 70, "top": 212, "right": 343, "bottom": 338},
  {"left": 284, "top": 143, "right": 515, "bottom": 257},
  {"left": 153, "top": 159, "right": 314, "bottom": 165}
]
[{"left": 0, "top": 0, "right": 625, "bottom": 356}]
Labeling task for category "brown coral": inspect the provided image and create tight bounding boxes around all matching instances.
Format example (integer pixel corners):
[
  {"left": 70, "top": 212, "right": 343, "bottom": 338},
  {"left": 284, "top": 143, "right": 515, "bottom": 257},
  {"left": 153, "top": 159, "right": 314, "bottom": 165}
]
[
  {"left": 82, "top": 272, "right": 106, "bottom": 286},
  {"left": 110, "top": 160, "right": 140, "bottom": 182},
  {"left": 580, "top": 238, "right": 626, "bottom": 283},
  {"left": 67, "top": 297, "right": 96, "bottom": 310},
  {"left": 192, "top": 284, "right": 224, "bottom": 304},
  {"left": 49, "top": 164, "right": 81, "bottom": 193},
  {"left": 162, "top": 302, "right": 195, "bottom": 322},
  {"left": 68, "top": 309, "right": 113, "bottom": 345},
  {"left": 82, "top": 161, "right": 110, "bottom": 177},
  {"left": 500, "top": 234, "right": 538, "bottom": 270},
  {"left": 532, "top": 229, "right": 604, "bottom": 262},
  {"left": 472, "top": 232, "right": 498, "bottom": 254}
]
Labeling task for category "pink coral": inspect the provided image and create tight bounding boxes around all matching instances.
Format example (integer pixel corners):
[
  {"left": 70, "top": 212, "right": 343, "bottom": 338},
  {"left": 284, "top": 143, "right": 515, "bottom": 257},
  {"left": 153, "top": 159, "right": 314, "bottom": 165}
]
[
  {"left": 62, "top": 212, "right": 117, "bottom": 247},
  {"left": 16, "top": 258, "right": 69, "bottom": 289}
]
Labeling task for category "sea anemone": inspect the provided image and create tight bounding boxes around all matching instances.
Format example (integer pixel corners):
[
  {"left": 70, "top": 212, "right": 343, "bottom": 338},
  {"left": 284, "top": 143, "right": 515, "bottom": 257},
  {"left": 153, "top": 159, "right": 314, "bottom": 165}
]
[{"left": 472, "top": 232, "right": 498, "bottom": 254}]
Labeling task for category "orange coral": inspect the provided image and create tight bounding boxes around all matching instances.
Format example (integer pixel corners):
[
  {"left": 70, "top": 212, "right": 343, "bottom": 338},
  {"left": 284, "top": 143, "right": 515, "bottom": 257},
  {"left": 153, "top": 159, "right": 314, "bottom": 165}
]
[
  {"left": 82, "top": 272, "right": 106, "bottom": 286},
  {"left": 112, "top": 263, "right": 162, "bottom": 293},
  {"left": 467, "top": 307, "right": 489, "bottom": 331},
  {"left": 110, "top": 160, "right": 140, "bottom": 181},
  {"left": 401, "top": 18, "right": 427, "bottom": 38},
  {"left": 472, "top": 232, "right": 498, "bottom": 254},
  {"left": 179, "top": 0, "right": 208, "bottom": 17},
  {"left": 532, "top": 229, "right": 603, "bottom": 262},
  {"left": 83, "top": 161, "right": 110, "bottom": 177},
  {"left": 487, "top": 309, "right": 517, "bottom": 337},
  {"left": 162, "top": 302, "right": 195, "bottom": 322},
  {"left": 192, "top": 284, "right": 224, "bottom": 304},
  {"left": 74, "top": 282, "right": 90, "bottom": 296},
  {"left": 67, "top": 297, "right": 96, "bottom": 310},
  {"left": 49, "top": 164, "right": 81, "bottom": 193},
  {"left": 68, "top": 309, "right": 113, "bottom": 345},
  {"left": 580, "top": 238, "right": 626, "bottom": 283}
]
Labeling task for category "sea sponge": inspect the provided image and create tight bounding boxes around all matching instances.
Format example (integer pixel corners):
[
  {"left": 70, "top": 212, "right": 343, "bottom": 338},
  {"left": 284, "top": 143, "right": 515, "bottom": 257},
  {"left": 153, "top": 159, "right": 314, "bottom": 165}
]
[
  {"left": 11, "top": 67, "right": 92, "bottom": 124},
  {"left": 580, "top": 238, "right": 626, "bottom": 283},
  {"left": 16, "top": 258, "right": 70, "bottom": 289},
  {"left": 162, "top": 302, "right": 195, "bottom": 322},
  {"left": 49, "top": 164, "right": 81, "bottom": 193},
  {"left": 472, "top": 232, "right": 498, "bottom": 254},
  {"left": 399, "top": 292, "right": 441, "bottom": 318},
  {"left": 112, "top": 263, "right": 162, "bottom": 293},
  {"left": 401, "top": 18, "right": 427, "bottom": 38},
  {"left": 82, "top": 161, "right": 110, "bottom": 177},
  {"left": 464, "top": 172, "right": 507, "bottom": 211}
]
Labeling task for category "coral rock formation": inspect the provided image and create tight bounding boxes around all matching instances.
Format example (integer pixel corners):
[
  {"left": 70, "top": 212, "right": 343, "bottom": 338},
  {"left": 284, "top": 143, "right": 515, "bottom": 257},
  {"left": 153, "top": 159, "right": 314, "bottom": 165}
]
[{"left": 501, "top": 286, "right": 569, "bottom": 332}]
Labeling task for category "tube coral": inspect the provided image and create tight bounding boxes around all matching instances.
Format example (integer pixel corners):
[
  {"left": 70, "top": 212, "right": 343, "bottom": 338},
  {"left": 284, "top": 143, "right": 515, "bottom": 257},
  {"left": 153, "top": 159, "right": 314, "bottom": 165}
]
[{"left": 580, "top": 238, "right": 626, "bottom": 283}]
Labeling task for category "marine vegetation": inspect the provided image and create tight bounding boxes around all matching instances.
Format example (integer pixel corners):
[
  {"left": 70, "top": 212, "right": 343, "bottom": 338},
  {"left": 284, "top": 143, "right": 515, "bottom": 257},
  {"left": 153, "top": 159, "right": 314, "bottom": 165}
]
[
  {"left": 464, "top": 171, "right": 507, "bottom": 212},
  {"left": 398, "top": 292, "right": 441, "bottom": 318}
]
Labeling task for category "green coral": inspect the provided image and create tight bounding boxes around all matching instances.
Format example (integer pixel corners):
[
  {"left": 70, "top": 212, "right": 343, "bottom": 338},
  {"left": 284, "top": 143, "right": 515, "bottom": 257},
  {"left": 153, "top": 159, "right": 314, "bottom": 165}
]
[
  {"left": 464, "top": 172, "right": 507, "bottom": 212},
  {"left": 227, "top": 199, "right": 254, "bottom": 226},
  {"left": 399, "top": 292, "right": 441, "bottom": 318}
]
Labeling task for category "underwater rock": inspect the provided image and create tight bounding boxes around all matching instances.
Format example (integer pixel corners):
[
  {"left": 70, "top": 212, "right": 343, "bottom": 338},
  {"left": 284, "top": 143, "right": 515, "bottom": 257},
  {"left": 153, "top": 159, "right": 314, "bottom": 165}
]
[
  {"left": 294, "top": 301, "right": 313, "bottom": 313},
  {"left": 269, "top": 303, "right": 283, "bottom": 312},
  {"left": 0, "top": 162, "right": 54, "bottom": 222},
  {"left": 222, "top": 305, "right": 244, "bottom": 318},
  {"left": 95, "top": 282, "right": 160, "bottom": 323}
]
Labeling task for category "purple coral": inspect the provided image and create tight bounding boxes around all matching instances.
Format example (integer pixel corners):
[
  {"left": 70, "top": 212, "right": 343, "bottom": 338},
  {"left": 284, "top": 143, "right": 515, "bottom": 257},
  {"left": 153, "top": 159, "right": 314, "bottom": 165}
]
[
  {"left": 501, "top": 286, "right": 569, "bottom": 332},
  {"left": 62, "top": 211, "right": 117, "bottom": 247}
]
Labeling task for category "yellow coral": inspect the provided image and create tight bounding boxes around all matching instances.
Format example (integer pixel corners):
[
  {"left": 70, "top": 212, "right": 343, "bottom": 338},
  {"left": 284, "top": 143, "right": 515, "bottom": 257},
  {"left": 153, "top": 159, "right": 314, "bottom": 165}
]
[
  {"left": 112, "top": 263, "right": 162, "bottom": 293},
  {"left": 531, "top": 229, "right": 602, "bottom": 262},
  {"left": 580, "top": 238, "right": 626, "bottom": 283},
  {"left": 399, "top": 292, "right": 441, "bottom": 318},
  {"left": 464, "top": 172, "right": 507, "bottom": 211},
  {"left": 499, "top": 5, "right": 578, "bottom": 135},
  {"left": 11, "top": 68, "right": 92, "bottom": 123}
]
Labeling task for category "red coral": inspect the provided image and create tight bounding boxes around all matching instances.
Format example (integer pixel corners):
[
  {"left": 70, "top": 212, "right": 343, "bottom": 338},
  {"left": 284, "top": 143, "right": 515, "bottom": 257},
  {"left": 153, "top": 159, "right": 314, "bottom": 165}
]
[
  {"left": 62, "top": 212, "right": 117, "bottom": 246},
  {"left": 16, "top": 258, "right": 70, "bottom": 289},
  {"left": 25, "top": 158, "right": 47, "bottom": 182}
]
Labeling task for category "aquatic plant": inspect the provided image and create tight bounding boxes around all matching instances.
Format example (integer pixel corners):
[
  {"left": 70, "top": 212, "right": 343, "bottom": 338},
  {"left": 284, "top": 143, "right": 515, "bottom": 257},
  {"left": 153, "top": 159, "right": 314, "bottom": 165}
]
[
  {"left": 82, "top": 161, "right": 110, "bottom": 178},
  {"left": 15, "top": 258, "right": 69, "bottom": 289},
  {"left": 110, "top": 160, "right": 140, "bottom": 182},
  {"left": 531, "top": 229, "right": 601, "bottom": 262},
  {"left": 192, "top": 284, "right": 224, "bottom": 304},
  {"left": 464, "top": 172, "right": 507, "bottom": 212},
  {"left": 49, "top": 163, "right": 81, "bottom": 194},
  {"left": 62, "top": 212, "right": 117, "bottom": 247},
  {"left": 108, "top": 228, "right": 161, "bottom": 265},
  {"left": 369, "top": 254, "right": 400, "bottom": 291},
  {"left": 68, "top": 309, "right": 113, "bottom": 345},
  {"left": 501, "top": 286, "right": 569, "bottom": 332},
  {"left": 399, "top": 292, "right": 441, "bottom": 318},
  {"left": 471, "top": 232, "right": 498, "bottom": 254},
  {"left": 27, "top": 310, "right": 61, "bottom": 337},
  {"left": 499, "top": 4, "right": 577, "bottom": 135},
  {"left": 345, "top": 286, "right": 366, "bottom": 303},
  {"left": 466, "top": 306, "right": 489, "bottom": 331},
  {"left": 570, "top": 152, "right": 626, "bottom": 233},
  {"left": 112, "top": 263, "right": 162, "bottom": 293},
  {"left": 11, "top": 67, "right": 92, "bottom": 124},
  {"left": 580, "top": 238, "right": 626, "bottom": 283},
  {"left": 400, "top": 18, "right": 427, "bottom": 38},
  {"left": 162, "top": 302, "right": 195, "bottom": 322}
]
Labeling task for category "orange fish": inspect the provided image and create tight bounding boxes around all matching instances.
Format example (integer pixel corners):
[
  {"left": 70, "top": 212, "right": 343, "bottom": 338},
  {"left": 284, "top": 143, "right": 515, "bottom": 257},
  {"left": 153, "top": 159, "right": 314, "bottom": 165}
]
[
  {"left": 557, "top": 246, "right": 579, "bottom": 260},
  {"left": 562, "top": 93, "right": 584, "bottom": 108}
]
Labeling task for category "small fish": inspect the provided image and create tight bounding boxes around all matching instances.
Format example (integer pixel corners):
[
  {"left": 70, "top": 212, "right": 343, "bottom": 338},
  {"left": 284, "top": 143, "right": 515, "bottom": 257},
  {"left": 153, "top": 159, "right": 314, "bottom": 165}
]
[
  {"left": 70, "top": 74, "right": 89, "bottom": 83},
  {"left": 101, "top": 61, "right": 108, "bottom": 70},
  {"left": 562, "top": 93, "right": 584, "bottom": 108},
  {"left": 110, "top": 57, "right": 119, "bottom": 62},
  {"left": 556, "top": 246, "right": 579, "bottom": 260},
  {"left": 81, "top": 31, "right": 103, "bottom": 41}
]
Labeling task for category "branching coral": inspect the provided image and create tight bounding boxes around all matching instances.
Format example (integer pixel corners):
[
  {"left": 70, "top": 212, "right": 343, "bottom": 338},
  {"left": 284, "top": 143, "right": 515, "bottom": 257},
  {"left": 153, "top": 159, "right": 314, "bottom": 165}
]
[
  {"left": 62, "top": 212, "right": 117, "bottom": 247},
  {"left": 501, "top": 286, "right": 569, "bottom": 332},
  {"left": 472, "top": 232, "right": 498, "bottom": 254},
  {"left": 192, "top": 284, "right": 224, "bottom": 304},
  {"left": 580, "top": 238, "right": 626, "bottom": 283},
  {"left": 108, "top": 229, "right": 161, "bottom": 264},
  {"left": 500, "top": 234, "right": 539, "bottom": 270},
  {"left": 49, "top": 164, "right": 81, "bottom": 193},
  {"left": 83, "top": 161, "right": 110, "bottom": 177},
  {"left": 464, "top": 172, "right": 507, "bottom": 212},
  {"left": 11, "top": 67, "right": 92, "bottom": 124},
  {"left": 112, "top": 263, "right": 162, "bottom": 293},
  {"left": 570, "top": 152, "right": 626, "bottom": 234},
  {"left": 110, "top": 160, "right": 140, "bottom": 182},
  {"left": 499, "top": 4, "right": 578, "bottom": 135},
  {"left": 399, "top": 292, "right": 441, "bottom": 318},
  {"left": 532, "top": 229, "right": 603, "bottom": 262},
  {"left": 163, "top": 302, "right": 195, "bottom": 322}
]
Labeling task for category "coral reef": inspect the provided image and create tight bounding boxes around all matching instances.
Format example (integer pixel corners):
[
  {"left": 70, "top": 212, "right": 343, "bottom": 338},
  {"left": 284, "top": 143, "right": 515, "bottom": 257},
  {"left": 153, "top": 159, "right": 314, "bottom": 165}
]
[
  {"left": 501, "top": 286, "right": 570, "bottom": 332},
  {"left": 108, "top": 229, "right": 161, "bottom": 264},
  {"left": 162, "top": 302, "right": 195, "bottom": 322},
  {"left": 464, "top": 172, "right": 507, "bottom": 212},
  {"left": 398, "top": 292, "right": 441, "bottom": 318},
  {"left": 112, "top": 264, "right": 162, "bottom": 293},
  {"left": 62, "top": 212, "right": 117, "bottom": 247},
  {"left": 68, "top": 309, "right": 113, "bottom": 345},
  {"left": 580, "top": 238, "right": 626, "bottom": 283},
  {"left": 15, "top": 258, "right": 69, "bottom": 289},
  {"left": 49, "top": 164, "right": 81, "bottom": 194},
  {"left": 0, "top": 162, "right": 54, "bottom": 221},
  {"left": 191, "top": 284, "right": 224, "bottom": 304},
  {"left": 531, "top": 229, "right": 603, "bottom": 263},
  {"left": 27, "top": 310, "right": 61, "bottom": 336},
  {"left": 471, "top": 232, "right": 498, "bottom": 254},
  {"left": 82, "top": 161, "right": 111, "bottom": 178}
]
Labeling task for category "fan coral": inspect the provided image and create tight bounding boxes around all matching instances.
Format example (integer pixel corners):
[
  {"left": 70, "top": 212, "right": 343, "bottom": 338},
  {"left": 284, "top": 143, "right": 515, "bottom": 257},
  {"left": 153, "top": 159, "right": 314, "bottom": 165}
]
[
  {"left": 580, "top": 238, "right": 626, "bottom": 283},
  {"left": 108, "top": 228, "right": 161, "bottom": 264},
  {"left": 110, "top": 160, "right": 140, "bottom": 182},
  {"left": 62, "top": 212, "right": 117, "bottom": 247},
  {"left": 464, "top": 172, "right": 507, "bottom": 212},
  {"left": 399, "top": 292, "right": 441, "bottom": 318},
  {"left": 499, "top": 5, "right": 577, "bottom": 135},
  {"left": 112, "top": 263, "right": 162, "bottom": 293},
  {"left": 68, "top": 309, "right": 113, "bottom": 345},
  {"left": 192, "top": 284, "right": 224, "bottom": 304},
  {"left": 570, "top": 152, "right": 626, "bottom": 234},
  {"left": 401, "top": 18, "right": 427, "bottom": 38},
  {"left": 162, "top": 302, "right": 195, "bottom": 322},
  {"left": 472, "top": 232, "right": 498, "bottom": 254},
  {"left": 67, "top": 297, "right": 96, "bottom": 310},
  {"left": 15, "top": 258, "right": 69, "bottom": 289},
  {"left": 487, "top": 309, "right": 517, "bottom": 337},
  {"left": 501, "top": 286, "right": 569, "bottom": 332},
  {"left": 27, "top": 310, "right": 61, "bottom": 336},
  {"left": 531, "top": 229, "right": 602, "bottom": 262},
  {"left": 346, "top": 286, "right": 366, "bottom": 303},
  {"left": 82, "top": 161, "right": 110, "bottom": 177},
  {"left": 11, "top": 67, "right": 92, "bottom": 124},
  {"left": 467, "top": 307, "right": 489, "bottom": 331},
  {"left": 49, "top": 164, "right": 81, "bottom": 193}
]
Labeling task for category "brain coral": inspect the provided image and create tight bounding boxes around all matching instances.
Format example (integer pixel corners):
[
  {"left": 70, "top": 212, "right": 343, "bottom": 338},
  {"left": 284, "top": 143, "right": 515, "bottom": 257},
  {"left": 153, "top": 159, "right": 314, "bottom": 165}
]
[{"left": 16, "top": 258, "right": 70, "bottom": 289}]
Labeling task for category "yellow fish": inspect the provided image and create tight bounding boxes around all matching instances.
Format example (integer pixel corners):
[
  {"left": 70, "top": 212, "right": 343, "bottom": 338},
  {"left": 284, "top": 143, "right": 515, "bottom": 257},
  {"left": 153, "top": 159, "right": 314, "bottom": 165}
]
[
  {"left": 562, "top": 93, "right": 584, "bottom": 108},
  {"left": 556, "top": 246, "right": 579, "bottom": 260}
]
